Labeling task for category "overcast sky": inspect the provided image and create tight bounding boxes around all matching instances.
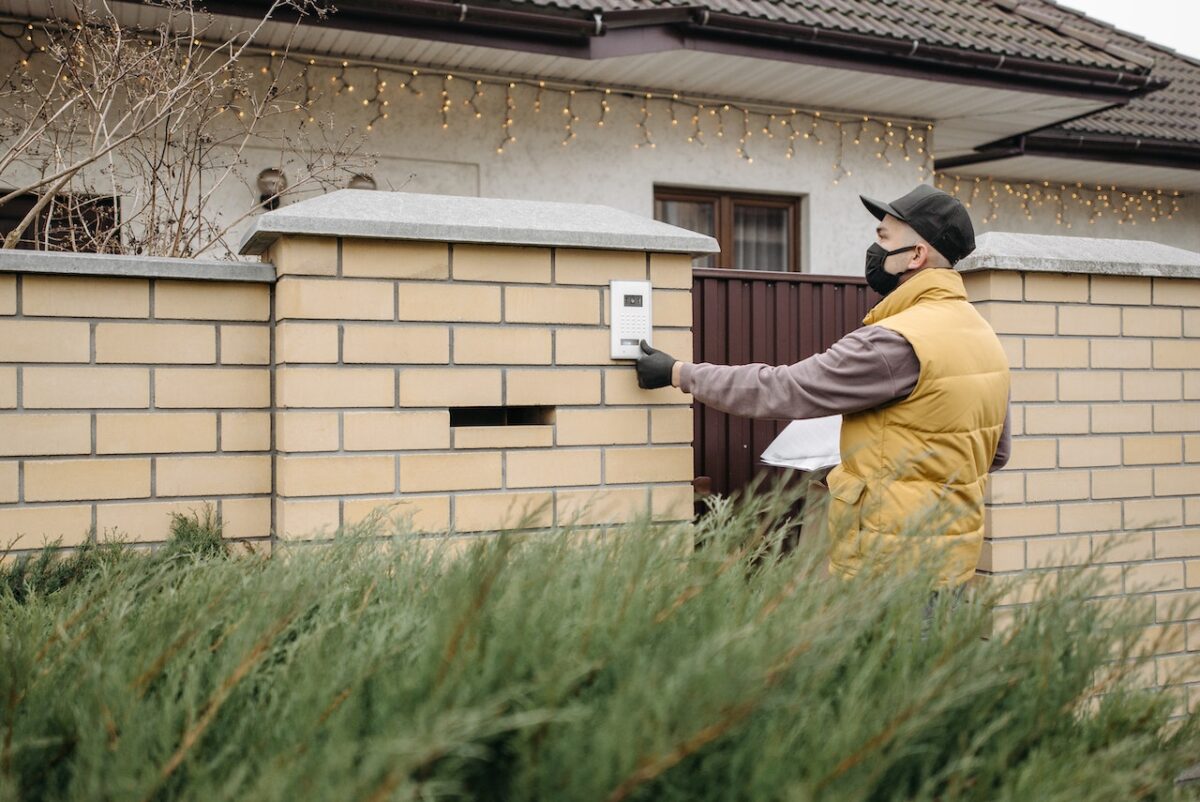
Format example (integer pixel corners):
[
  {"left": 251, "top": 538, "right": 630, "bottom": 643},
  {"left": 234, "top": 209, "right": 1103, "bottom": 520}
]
[{"left": 1056, "top": 0, "right": 1200, "bottom": 59}]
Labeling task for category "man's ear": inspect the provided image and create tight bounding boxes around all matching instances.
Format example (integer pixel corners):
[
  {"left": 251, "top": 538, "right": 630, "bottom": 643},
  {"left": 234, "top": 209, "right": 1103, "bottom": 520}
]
[{"left": 909, "top": 242, "right": 929, "bottom": 269}]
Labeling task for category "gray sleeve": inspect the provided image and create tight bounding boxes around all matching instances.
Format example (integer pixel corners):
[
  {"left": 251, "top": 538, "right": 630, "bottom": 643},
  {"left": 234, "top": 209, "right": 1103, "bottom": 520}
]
[
  {"left": 677, "top": 326, "right": 920, "bottom": 421},
  {"left": 989, "top": 400, "right": 1012, "bottom": 473}
]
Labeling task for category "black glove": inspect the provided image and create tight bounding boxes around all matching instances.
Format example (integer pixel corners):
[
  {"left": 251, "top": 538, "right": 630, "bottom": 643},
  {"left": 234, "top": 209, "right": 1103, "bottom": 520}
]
[{"left": 636, "top": 339, "right": 676, "bottom": 389}]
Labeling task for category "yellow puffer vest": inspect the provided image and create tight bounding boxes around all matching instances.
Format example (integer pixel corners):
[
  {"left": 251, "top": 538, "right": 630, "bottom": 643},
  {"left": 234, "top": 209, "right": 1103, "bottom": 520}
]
[{"left": 826, "top": 267, "right": 1009, "bottom": 589}]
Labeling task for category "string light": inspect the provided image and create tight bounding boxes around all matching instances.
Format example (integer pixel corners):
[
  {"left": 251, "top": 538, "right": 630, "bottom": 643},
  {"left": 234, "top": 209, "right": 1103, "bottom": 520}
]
[
  {"left": 634, "top": 92, "right": 654, "bottom": 149},
  {"left": 561, "top": 88, "right": 578, "bottom": 146},
  {"left": 467, "top": 79, "right": 484, "bottom": 118},
  {"left": 737, "top": 106, "right": 752, "bottom": 162},
  {"left": 496, "top": 82, "right": 515, "bottom": 153},
  {"left": 598, "top": 88, "right": 610, "bottom": 128},
  {"left": 440, "top": 73, "right": 453, "bottom": 129}
]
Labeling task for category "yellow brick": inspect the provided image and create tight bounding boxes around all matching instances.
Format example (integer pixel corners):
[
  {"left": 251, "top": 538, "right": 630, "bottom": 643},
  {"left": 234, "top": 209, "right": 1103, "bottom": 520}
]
[
  {"left": 24, "top": 367, "right": 149, "bottom": 409},
  {"left": 650, "top": 253, "right": 693, "bottom": 289},
  {"left": 454, "top": 326, "right": 551, "bottom": 365},
  {"left": 651, "top": 483, "right": 694, "bottom": 521},
  {"left": 0, "top": 505, "right": 92, "bottom": 548},
  {"left": 399, "top": 452, "right": 502, "bottom": 492},
  {"left": 1156, "top": 465, "right": 1200, "bottom": 496},
  {"left": 1059, "top": 436, "right": 1121, "bottom": 467},
  {"left": 156, "top": 368, "right": 269, "bottom": 409},
  {"left": 453, "top": 244, "right": 548, "bottom": 283},
  {"left": 1024, "top": 469, "right": 1089, "bottom": 502},
  {"left": 221, "top": 412, "right": 270, "bottom": 451},
  {"left": 277, "top": 412, "right": 339, "bottom": 452},
  {"left": 269, "top": 236, "right": 338, "bottom": 277},
  {"left": 605, "top": 446, "right": 693, "bottom": 484},
  {"left": 505, "top": 286, "right": 599, "bottom": 325},
  {"left": 277, "top": 454, "right": 394, "bottom": 497},
  {"left": 1105, "top": 533, "right": 1163, "bottom": 563},
  {"left": 556, "top": 408, "right": 647, "bottom": 446},
  {"left": 1156, "top": 529, "right": 1200, "bottom": 559},
  {"left": 95, "top": 500, "right": 205, "bottom": 542},
  {"left": 977, "top": 302, "right": 1056, "bottom": 335},
  {"left": 1123, "top": 371, "right": 1182, "bottom": 401},
  {"left": 651, "top": 407, "right": 693, "bottom": 443},
  {"left": 555, "top": 328, "right": 614, "bottom": 365},
  {"left": 1124, "top": 498, "right": 1183, "bottom": 530},
  {"left": 0, "top": 414, "right": 90, "bottom": 457},
  {"left": 978, "top": 539, "right": 1025, "bottom": 572},
  {"left": 1091, "top": 339, "right": 1152, "bottom": 369},
  {"left": 506, "top": 369, "right": 600, "bottom": 406},
  {"left": 344, "top": 239, "right": 449, "bottom": 279},
  {"left": 1186, "top": 497, "right": 1200, "bottom": 525},
  {"left": 651, "top": 290, "right": 692, "bottom": 328},
  {"left": 1124, "top": 308, "right": 1182, "bottom": 337},
  {"left": 155, "top": 281, "right": 270, "bottom": 322},
  {"left": 605, "top": 369, "right": 691, "bottom": 405},
  {"left": 1065, "top": 501, "right": 1118, "bottom": 533},
  {"left": 961, "top": 270, "right": 1022, "bottom": 302},
  {"left": 0, "top": 368, "right": 13, "bottom": 408},
  {"left": 1185, "top": 310, "right": 1200, "bottom": 337},
  {"left": 277, "top": 498, "right": 340, "bottom": 539},
  {"left": 95, "top": 323, "right": 215, "bottom": 364},
  {"left": 1025, "top": 338, "right": 1087, "bottom": 368},
  {"left": 0, "top": 320, "right": 90, "bottom": 362},
  {"left": 1025, "top": 405, "right": 1089, "bottom": 435},
  {"left": 1091, "top": 403, "right": 1152, "bottom": 433},
  {"left": 397, "top": 283, "right": 501, "bottom": 323},
  {"left": 1123, "top": 435, "right": 1182, "bottom": 465},
  {"left": 0, "top": 274, "right": 14, "bottom": 315},
  {"left": 1153, "top": 278, "right": 1200, "bottom": 307},
  {"left": 398, "top": 368, "right": 500, "bottom": 407},
  {"left": 276, "top": 323, "right": 339, "bottom": 364},
  {"left": 344, "top": 495, "right": 450, "bottom": 535},
  {"left": 997, "top": 336, "right": 1023, "bottom": 369},
  {"left": 1187, "top": 560, "right": 1200, "bottom": 588},
  {"left": 1125, "top": 562, "right": 1186, "bottom": 594},
  {"left": 1025, "top": 273, "right": 1088, "bottom": 303},
  {"left": 23, "top": 275, "right": 148, "bottom": 318},
  {"left": 96, "top": 412, "right": 215, "bottom": 454},
  {"left": 652, "top": 330, "right": 693, "bottom": 363},
  {"left": 0, "top": 461, "right": 14, "bottom": 502},
  {"left": 985, "top": 505, "right": 1058, "bottom": 538},
  {"left": 344, "top": 411, "right": 450, "bottom": 451},
  {"left": 1091, "top": 275, "right": 1151, "bottom": 305},
  {"left": 453, "top": 425, "right": 552, "bottom": 449},
  {"left": 343, "top": 325, "right": 450, "bottom": 364},
  {"left": 557, "top": 487, "right": 648, "bottom": 526},
  {"left": 277, "top": 367, "right": 394, "bottom": 408},
  {"left": 1009, "top": 371, "right": 1056, "bottom": 402},
  {"left": 1057, "top": 305, "right": 1119, "bottom": 336},
  {"left": 222, "top": 497, "right": 271, "bottom": 538},
  {"left": 505, "top": 449, "right": 600, "bottom": 489},
  {"left": 1059, "top": 371, "right": 1120, "bottom": 401},
  {"left": 1157, "top": 653, "right": 1200, "bottom": 686},
  {"left": 156, "top": 455, "right": 271, "bottom": 496},
  {"left": 220, "top": 326, "right": 270, "bottom": 365},
  {"left": 555, "top": 249, "right": 644, "bottom": 285},
  {"left": 455, "top": 491, "right": 553, "bottom": 531},
  {"left": 25, "top": 458, "right": 150, "bottom": 501},
  {"left": 1005, "top": 438, "right": 1057, "bottom": 470},
  {"left": 1154, "top": 403, "right": 1200, "bottom": 432},
  {"left": 1187, "top": 434, "right": 1200, "bottom": 462},
  {"left": 1028, "top": 535, "right": 1091, "bottom": 567},
  {"left": 984, "top": 471, "right": 1024, "bottom": 504},
  {"left": 1092, "top": 467, "right": 1152, "bottom": 499},
  {"left": 277, "top": 277, "right": 393, "bottom": 321},
  {"left": 1153, "top": 340, "right": 1200, "bottom": 369},
  {"left": 1187, "top": 371, "right": 1200, "bottom": 400}
]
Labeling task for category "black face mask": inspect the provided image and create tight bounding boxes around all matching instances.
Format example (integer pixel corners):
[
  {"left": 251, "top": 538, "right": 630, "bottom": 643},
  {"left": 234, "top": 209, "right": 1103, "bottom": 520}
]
[{"left": 865, "top": 243, "right": 916, "bottom": 296}]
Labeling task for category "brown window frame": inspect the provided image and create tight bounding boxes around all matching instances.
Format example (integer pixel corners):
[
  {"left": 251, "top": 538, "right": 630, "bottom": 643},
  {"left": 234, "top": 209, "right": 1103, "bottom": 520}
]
[{"left": 654, "top": 186, "right": 802, "bottom": 272}]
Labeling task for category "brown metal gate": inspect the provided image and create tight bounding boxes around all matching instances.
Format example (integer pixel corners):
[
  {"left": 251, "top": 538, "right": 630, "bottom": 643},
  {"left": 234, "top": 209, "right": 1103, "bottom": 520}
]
[{"left": 690, "top": 268, "right": 877, "bottom": 499}]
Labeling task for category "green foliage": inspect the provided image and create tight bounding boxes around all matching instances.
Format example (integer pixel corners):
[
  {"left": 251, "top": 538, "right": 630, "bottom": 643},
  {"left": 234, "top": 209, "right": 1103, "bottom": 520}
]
[{"left": 0, "top": 487, "right": 1196, "bottom": 802}]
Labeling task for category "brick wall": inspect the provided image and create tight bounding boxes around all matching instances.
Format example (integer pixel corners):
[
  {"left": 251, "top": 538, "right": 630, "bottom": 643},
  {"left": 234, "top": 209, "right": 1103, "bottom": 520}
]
[
  {"left": 268, "top": 236, "right": 696, "bottom": 540},
  {"left": 0, "top": 269, "right": 273, "bottom": 549},
  {"left": 965, "top": 268, "right": 1200, "bottom": 714}
]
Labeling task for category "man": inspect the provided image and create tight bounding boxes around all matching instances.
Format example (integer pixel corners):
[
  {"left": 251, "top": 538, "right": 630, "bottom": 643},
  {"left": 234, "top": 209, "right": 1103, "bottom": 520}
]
[{"left": 636, "top": 185, "right": 1011, "bottom": 591}]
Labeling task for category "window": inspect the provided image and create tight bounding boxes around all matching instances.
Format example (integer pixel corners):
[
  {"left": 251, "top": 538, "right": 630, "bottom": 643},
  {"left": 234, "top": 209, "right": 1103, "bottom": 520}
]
[
  {"left": 0, "top": 192, "right": 119, "bottom": 252},
  {"left": 654, "top": 187, "right": 801, "bottom": 271}
]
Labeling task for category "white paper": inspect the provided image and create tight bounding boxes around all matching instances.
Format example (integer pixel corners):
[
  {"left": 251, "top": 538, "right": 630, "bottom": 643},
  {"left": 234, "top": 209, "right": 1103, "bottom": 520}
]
[{"left": 759, "top": 415, "right": 842, "bottom": 472}]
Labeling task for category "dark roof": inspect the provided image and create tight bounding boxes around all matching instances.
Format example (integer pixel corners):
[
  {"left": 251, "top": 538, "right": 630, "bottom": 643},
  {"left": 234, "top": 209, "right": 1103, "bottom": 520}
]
[
  {"left": 1021, "top": 0, "right": 1200, "bottom": 145},
  {"left": 501, "top": 0, "right": 1141, "bottom": 71}
]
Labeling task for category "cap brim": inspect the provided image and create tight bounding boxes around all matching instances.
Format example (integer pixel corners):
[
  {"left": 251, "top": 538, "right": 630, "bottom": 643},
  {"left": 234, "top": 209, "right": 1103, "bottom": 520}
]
[{"left": 860, "top": 195, "right": 904, "bottom": 222}]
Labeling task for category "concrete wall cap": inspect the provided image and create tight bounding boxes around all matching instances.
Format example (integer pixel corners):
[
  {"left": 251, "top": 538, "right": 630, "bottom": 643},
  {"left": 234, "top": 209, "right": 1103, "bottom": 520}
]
[
  {"left": 0, "top": 249, "right": 275, "bottom": 283},
  {"left": 238, "top": 189, "right": 722, "bottom": 256},
  {"left": 956, "top": 231, "right": 1200, "bottom": 279}
]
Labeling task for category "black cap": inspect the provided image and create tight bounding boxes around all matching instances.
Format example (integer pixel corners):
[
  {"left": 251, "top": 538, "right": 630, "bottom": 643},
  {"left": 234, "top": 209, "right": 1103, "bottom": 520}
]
[{"left": 860, "top": 185, "right": 975, "bottom": 265}]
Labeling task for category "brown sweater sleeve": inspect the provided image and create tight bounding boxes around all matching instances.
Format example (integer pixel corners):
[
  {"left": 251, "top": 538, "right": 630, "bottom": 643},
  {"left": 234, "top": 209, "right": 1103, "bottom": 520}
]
[{"left": 677, "top": 325, "right": 919, "bottom": 421}]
